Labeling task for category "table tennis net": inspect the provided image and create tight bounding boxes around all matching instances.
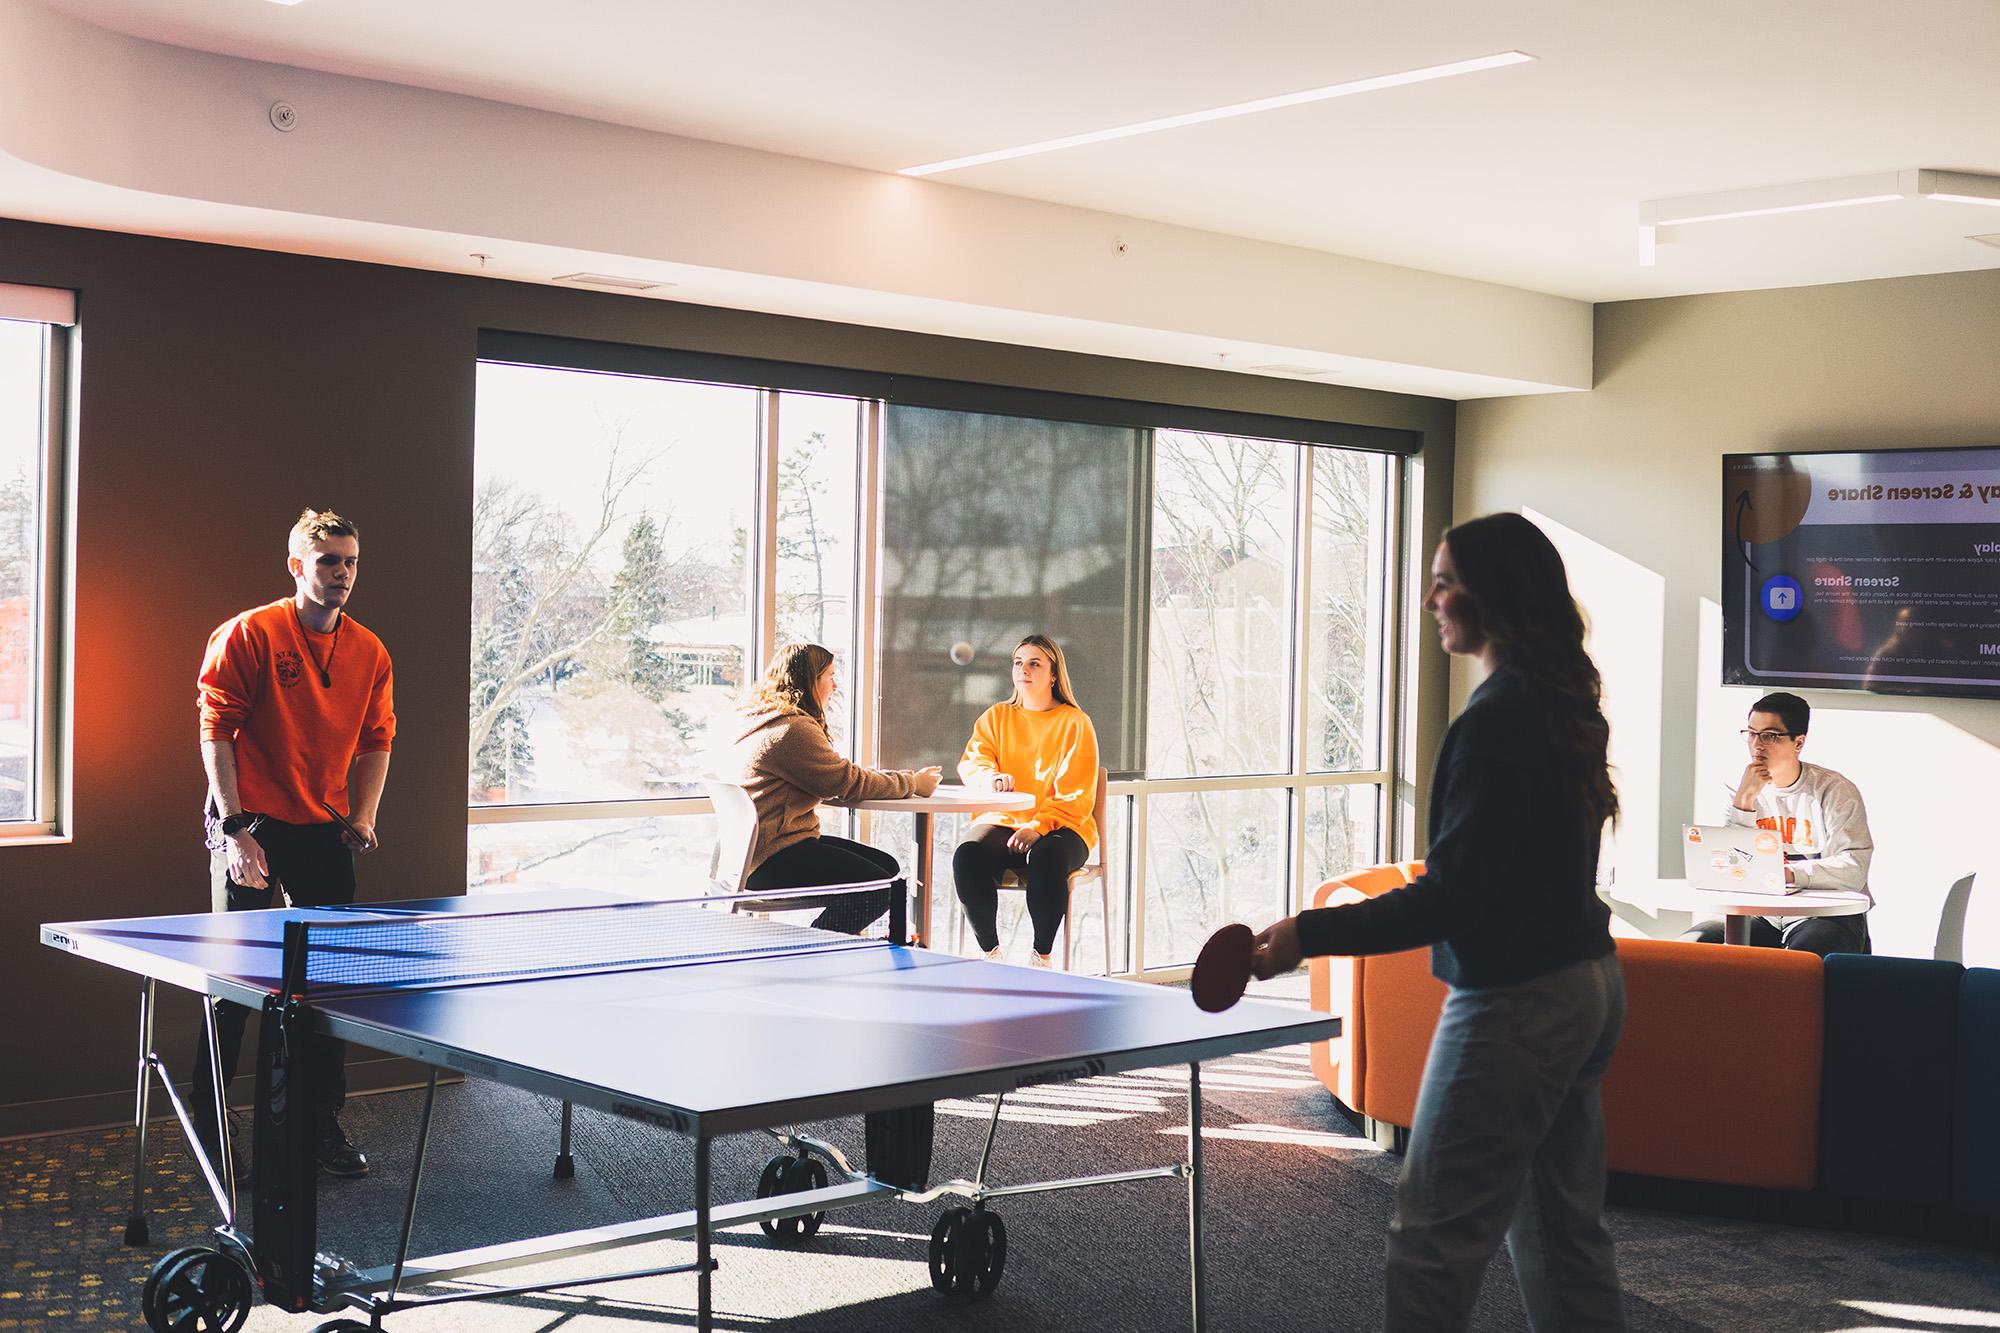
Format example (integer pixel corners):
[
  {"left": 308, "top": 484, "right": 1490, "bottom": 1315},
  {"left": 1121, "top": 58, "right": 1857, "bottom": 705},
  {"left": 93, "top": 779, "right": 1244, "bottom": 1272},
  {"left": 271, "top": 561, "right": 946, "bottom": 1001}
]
[{"left": 290, "top": 892, "right": 893, "bottom": 996}]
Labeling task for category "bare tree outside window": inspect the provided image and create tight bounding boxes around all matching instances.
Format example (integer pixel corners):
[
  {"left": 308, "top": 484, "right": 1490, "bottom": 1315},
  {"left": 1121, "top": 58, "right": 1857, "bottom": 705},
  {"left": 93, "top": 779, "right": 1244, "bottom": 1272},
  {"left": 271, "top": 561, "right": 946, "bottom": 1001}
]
[
  {"left": 1144, "top": 431, "right": 1296, "bottom": 961},
  {"left": 469, "top": 364, "right": 756, "bottom": 890},
  {"left": 0, "top": 320, "right": 44, "bottom": 825}
]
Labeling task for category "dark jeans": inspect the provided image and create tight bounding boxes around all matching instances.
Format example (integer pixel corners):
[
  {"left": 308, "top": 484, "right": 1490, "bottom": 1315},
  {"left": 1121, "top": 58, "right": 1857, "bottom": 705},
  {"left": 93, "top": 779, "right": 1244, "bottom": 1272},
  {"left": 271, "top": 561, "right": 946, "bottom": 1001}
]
[
  {"left": 743, "top": 835, "right": 901, "bottom": 935},
  {"left": 191, "top": 817, "right": 355, "bottom": 1140},
  {"left": 953, "top": 825, "right": 1089, "bottom": 955},
  {"left": 1682, "top": 912, "right": 1871, "bottom": 957}
]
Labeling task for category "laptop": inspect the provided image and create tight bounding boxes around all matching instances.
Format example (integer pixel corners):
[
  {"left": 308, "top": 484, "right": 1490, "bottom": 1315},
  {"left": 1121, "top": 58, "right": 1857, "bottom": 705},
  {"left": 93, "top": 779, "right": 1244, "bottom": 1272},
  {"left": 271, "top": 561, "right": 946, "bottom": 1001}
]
[{"left": 1681, "top": 823, "right": 1794, "bottom": 894}]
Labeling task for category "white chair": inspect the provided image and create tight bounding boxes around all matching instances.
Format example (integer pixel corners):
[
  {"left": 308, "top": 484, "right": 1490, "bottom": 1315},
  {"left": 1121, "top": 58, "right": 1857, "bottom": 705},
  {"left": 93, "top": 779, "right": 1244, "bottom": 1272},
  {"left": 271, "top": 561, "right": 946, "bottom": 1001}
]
[
  {"left": 703, "top": 780, "right": 760, "bottom": 894},
  {"left": 957, "top": 767, "right": 1113, "bottom": 974}
]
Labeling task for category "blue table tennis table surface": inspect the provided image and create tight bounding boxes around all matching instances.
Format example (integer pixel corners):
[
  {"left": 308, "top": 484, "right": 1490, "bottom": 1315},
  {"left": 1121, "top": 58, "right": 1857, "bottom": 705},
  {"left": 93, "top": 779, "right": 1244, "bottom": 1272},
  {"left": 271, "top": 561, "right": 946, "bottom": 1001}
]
[{"left": 43, "top": 889, "right": 1337, "bottom": 1138}]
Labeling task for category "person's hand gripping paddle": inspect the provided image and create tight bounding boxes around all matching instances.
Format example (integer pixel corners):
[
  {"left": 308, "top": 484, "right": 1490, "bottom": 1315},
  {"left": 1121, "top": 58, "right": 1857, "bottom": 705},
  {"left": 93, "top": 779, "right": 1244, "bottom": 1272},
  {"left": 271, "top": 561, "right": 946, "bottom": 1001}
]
[{"left": 1191, "top": 923, "right": 1255, "bottom": 1013}]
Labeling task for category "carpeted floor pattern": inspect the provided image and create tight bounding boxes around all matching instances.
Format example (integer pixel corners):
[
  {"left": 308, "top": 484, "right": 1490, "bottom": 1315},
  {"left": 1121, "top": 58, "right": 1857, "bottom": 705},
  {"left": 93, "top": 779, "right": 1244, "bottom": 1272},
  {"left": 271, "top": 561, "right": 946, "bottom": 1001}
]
[{"left": 5, "top": 981, "right": 1999, "bottom": 1332}]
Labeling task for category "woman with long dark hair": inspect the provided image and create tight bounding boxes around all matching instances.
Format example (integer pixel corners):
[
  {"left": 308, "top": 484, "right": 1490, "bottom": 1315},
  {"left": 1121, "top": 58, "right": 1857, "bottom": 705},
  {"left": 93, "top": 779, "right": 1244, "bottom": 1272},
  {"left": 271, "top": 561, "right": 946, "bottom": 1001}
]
[
  {"left": 729, "top": 642, "right": 940, "bottom": 933},
  {"left": 1255, "top": 512, "right": 1627, "bottom": 1332},
  {"left": 953, "top": 634, "right": 1099, "bottom": 967}
]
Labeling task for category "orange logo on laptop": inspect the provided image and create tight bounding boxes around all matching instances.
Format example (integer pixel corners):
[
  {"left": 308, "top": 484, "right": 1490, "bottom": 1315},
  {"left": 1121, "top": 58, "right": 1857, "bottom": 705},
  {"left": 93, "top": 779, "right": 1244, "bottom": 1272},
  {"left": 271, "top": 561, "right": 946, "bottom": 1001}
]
[
  {"left": 1686, "top": 827, "right": 1704, "bottom": 843},
  {"left": 1754, "top": 830, "right": 1781, "bottom": 855}
]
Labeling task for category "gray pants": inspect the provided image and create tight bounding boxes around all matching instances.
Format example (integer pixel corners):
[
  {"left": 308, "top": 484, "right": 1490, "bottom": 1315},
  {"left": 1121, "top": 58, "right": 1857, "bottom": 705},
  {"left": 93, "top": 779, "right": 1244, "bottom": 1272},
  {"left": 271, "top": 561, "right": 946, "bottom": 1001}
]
[{"left": 1386, "top": 951, "right": 1628, "bottom": 1333}]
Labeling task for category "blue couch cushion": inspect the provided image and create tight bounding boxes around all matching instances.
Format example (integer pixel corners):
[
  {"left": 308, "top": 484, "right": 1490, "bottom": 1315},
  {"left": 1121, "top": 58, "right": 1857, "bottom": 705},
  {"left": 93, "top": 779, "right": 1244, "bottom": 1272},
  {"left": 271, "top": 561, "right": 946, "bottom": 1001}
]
[
  {"left": 1819, "top": 953, "right": 1962, "bottom": 1202},
  {"left": 1957, "top": 968, "right": 2000, "bottom": 1215}
]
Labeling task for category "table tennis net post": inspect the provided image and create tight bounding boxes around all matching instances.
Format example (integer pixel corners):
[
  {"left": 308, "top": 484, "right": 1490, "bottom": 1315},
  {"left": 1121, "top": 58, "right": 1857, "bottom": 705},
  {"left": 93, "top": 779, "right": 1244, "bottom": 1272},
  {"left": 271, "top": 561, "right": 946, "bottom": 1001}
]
[{"left": 283, "top": 881, "right": 901, "bottom": 997}]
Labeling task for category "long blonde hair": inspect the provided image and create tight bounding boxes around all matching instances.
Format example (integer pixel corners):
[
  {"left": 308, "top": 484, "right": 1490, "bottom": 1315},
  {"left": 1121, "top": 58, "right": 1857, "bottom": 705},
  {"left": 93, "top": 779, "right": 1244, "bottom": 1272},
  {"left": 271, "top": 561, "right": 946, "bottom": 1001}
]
[
  {"left": 745, "top": 642, "right": 834, "bottom": 723},
  {"left": 1007, "top": 634, "right": 1079, "bottom": 710}
]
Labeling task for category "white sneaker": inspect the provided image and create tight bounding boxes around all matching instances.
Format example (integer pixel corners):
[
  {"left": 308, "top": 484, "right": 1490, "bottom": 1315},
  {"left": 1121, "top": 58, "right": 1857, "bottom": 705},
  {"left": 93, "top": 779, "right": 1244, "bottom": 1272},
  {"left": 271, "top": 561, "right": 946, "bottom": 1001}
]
[
  {"left": 1030, "top": 952, "right": 1054, "bottom": 969},
  {"left": 982, "top": 947, "right": 1003, "bottom": 962}
]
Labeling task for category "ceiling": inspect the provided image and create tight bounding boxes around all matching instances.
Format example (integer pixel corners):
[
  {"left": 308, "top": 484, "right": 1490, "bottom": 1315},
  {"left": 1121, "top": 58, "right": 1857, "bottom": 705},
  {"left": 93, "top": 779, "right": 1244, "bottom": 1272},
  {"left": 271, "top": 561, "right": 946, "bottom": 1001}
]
[{"left": 33, "top": 0, "right": 2000, "bottom": 304}]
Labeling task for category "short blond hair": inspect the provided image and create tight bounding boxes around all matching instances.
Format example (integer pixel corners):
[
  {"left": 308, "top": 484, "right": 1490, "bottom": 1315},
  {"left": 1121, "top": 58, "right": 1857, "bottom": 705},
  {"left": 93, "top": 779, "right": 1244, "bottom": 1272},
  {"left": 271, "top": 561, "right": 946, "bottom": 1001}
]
[{"left": 288, "top": 508, "right": 358, "bottom": 559}]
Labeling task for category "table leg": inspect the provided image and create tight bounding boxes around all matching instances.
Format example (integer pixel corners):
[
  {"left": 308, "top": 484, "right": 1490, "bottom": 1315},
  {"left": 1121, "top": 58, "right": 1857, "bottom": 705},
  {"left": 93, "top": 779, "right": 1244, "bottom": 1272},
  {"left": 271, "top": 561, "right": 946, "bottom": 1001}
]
[
  {"left": 695, "top": 1134, "right": 712, "bottom": 1333},
  {"left": 1187, "top": 1062, "right": 1206, "bottom": 1333},
  {"left": 124, "top": 978, "right": 155, "bottom": 1245},
  {"left": 1724, "top": 913, "right": 1752, "bottom": 946},
  {"left": 913, "top": 811, "right": 935, "bottom": 948}
]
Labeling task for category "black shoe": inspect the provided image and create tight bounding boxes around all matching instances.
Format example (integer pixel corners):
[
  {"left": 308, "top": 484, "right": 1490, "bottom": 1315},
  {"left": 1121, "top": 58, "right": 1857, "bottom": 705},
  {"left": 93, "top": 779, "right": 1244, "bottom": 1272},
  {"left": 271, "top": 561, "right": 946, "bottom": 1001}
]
[{"left": 318, "top": 1121, "right": 368, "bottom": 1177}]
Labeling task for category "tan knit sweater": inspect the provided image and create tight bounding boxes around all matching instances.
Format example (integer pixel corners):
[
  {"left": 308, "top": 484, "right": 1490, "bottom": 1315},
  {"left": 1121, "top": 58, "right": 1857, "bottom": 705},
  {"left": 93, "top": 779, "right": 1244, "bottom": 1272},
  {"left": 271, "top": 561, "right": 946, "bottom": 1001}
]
[{"left": 728, "top": 705, "right": 923, "bottom": 873}]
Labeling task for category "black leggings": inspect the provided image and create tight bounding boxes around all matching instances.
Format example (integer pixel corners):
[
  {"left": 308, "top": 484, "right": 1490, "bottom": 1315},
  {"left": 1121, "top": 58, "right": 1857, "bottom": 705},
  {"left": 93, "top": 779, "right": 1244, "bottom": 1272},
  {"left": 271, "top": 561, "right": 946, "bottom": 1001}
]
[
  {"left": 953, "top": 825, "right": 1089, "bottom": 955},
  {"left": 743, "top": 835, "right": 902, "bottom": 935}
]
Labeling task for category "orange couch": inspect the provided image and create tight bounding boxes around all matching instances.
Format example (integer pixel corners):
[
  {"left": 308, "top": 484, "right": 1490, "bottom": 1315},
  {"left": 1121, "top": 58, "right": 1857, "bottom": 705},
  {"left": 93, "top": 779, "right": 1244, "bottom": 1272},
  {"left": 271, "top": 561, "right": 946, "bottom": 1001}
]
[{"left": 1306, "top": 864, "right": 1825, "bottom": 1191}]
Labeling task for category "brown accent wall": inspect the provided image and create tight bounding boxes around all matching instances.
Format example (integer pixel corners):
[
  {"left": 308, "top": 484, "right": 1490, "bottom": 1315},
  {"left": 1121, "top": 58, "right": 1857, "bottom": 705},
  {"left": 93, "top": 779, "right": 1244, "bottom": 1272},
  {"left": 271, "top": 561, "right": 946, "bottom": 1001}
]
[{"left": 0, "top": 217, "right": 1455, "bottom": 1134}]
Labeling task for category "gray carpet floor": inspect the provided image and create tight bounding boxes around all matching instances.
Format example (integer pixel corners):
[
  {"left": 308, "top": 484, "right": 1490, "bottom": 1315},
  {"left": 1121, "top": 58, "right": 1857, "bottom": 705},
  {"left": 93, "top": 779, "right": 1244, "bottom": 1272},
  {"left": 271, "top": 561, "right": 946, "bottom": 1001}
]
[{"left": 5, "top": 979, "right": 1999, "bottom": 1332}]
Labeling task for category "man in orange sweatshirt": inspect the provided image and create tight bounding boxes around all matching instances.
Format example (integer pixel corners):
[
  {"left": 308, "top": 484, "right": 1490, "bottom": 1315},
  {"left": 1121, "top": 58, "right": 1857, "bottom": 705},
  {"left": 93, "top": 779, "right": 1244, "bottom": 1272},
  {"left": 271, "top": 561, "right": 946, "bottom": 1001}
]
[{"left": 192, "top": 508, "right": 395, "bottom": 1177}]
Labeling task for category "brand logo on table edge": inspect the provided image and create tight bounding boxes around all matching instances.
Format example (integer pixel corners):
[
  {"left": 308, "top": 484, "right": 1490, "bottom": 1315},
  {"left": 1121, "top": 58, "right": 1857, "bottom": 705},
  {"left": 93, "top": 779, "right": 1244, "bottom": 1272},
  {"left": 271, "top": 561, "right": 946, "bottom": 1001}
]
[{"left": 1017, "top": 1059, "right": 1106, "bottom": 1088}]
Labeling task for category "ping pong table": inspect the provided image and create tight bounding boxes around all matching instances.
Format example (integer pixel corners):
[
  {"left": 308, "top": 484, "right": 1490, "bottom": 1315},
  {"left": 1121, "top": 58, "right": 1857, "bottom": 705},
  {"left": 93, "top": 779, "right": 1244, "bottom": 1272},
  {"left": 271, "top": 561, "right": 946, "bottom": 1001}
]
[{"left": 42, "top": 885, "right": 1335, "bottom": 1332}]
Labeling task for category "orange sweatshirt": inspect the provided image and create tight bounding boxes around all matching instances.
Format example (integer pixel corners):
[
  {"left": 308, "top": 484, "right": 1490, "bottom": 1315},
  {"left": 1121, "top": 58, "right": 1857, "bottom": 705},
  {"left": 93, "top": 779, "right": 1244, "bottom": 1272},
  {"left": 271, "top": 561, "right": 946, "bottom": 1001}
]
[
  {"left": 197, "top": 598, "right": 396, "bottom": 825},
  {"left": 957, "top": 702, "right": 1098, "bottom": 851}
]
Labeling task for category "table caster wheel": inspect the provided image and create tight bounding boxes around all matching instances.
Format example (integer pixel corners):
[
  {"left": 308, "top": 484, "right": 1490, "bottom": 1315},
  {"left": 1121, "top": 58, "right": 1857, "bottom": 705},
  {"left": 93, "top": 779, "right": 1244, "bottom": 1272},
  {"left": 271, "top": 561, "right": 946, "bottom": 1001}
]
[
  {"left": 754, "top": 1152, "right": 827, "bottom": 1242},
  {"left": 140, "top": 1246, "right": 210, "bottom": 1331},
  {"left": 955, "top": 1208, "right": 1006, "bottom": 1298},
  {"left": 780, "top": 1154, "right": 828, "bottom": 1239},
  {"left": 928, "top": 1206, "right": 969, "bottom": 1292},
  {"left": 145, "top": 1245, "right": 253, "bottom": 1332}
]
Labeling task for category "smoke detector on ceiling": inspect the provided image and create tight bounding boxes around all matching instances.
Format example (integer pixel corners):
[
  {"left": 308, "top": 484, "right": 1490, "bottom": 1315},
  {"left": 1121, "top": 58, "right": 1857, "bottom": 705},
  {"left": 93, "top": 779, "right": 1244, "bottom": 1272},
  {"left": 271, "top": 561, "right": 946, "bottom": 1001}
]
[{"left": 551, "top": 272, "right": 674, "bottom": 292}]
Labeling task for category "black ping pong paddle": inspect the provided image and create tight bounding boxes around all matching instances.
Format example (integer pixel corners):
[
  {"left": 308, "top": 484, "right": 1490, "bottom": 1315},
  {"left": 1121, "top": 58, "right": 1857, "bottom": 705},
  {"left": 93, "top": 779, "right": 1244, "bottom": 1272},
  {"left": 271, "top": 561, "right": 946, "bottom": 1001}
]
[
  {"left": 322, "top": 800, "right": 366, "bottom": 849},
  {"left": 1191, "top": 923, "right": 1256, "bottom": 1013}
]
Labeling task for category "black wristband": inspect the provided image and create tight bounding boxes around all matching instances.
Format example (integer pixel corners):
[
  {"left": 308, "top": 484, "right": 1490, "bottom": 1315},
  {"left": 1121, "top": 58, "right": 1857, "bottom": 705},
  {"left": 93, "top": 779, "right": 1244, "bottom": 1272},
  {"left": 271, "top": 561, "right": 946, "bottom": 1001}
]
[{"left": 219, "top": 812, "right": 259, "bottom": 837}]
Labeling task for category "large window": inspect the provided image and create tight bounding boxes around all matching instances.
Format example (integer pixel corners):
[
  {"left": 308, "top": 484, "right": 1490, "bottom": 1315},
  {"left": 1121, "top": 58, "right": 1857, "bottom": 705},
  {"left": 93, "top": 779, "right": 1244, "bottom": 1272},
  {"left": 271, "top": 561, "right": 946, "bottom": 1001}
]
[
  {"left": 468, "top": 341, "right": 1407, "bottom": 972},
  {"left": 0, "top": 287, "right": 71, "bottom": 841}
]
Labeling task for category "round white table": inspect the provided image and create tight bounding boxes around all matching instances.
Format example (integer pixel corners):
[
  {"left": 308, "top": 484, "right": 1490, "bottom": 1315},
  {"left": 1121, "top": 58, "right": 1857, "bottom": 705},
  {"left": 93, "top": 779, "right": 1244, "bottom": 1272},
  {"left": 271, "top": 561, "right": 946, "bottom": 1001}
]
[
  {"left": 836, "top": 785, "right": 1034, "bottom": 946},
  {"left": 1601, "top": 878, "right": 1868, "bottom": 945}
]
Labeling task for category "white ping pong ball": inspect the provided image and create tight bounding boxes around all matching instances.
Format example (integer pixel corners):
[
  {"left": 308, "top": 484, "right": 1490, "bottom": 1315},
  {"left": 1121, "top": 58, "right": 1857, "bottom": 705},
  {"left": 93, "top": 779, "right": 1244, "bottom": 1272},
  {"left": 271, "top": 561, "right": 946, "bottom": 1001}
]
[{"left": 949, "top": 641, "right": 974, "bottom": 666}]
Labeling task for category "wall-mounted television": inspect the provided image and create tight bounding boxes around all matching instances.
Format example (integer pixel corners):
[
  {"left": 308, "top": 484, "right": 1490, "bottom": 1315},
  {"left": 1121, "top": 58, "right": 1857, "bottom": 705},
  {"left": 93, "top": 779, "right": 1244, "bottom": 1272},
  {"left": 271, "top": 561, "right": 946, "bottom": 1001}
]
[{"left": 1722, "top": 446, "right": 2000, "bottom": 700}]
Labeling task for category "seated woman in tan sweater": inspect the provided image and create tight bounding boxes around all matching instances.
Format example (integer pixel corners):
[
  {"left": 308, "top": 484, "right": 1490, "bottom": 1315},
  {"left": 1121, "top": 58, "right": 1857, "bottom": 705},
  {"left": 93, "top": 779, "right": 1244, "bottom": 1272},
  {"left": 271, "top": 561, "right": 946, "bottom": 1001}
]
[{"left": 728, "top": 642, "right": 940, "bottom": 934}]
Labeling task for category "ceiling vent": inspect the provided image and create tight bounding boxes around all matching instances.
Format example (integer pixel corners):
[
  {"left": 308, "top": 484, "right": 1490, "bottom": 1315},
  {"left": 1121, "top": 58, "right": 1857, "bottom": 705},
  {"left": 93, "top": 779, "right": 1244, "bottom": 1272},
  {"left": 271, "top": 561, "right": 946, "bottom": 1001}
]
[
  {"left": 1970, "top": 233, "right": 2000, "bottom": 250},
  {"left": 1244, "top": 363, "right": 1331, "bottom": 377},
  {"left": 552, "top": 272, "right": 672, "bottom": 292}
]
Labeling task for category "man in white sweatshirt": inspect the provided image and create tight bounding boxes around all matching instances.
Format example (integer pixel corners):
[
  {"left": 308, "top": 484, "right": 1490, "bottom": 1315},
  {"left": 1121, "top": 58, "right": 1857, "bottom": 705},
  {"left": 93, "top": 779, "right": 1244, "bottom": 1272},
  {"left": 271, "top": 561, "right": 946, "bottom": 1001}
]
[{"left": 1685, "top": 692, "right": 1873, "bottom": 955}]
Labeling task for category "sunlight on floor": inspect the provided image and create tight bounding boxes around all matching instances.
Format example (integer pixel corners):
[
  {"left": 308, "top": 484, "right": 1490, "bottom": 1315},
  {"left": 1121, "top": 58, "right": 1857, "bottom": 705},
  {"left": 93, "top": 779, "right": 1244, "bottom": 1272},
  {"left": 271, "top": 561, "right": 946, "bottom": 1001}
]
[
  {"left": 1841, "top": 1300, "right": 2000, "bottom": 1328},
  {"left": 1158, "top": 1122, "right": 1383, "bottom": 1151}
]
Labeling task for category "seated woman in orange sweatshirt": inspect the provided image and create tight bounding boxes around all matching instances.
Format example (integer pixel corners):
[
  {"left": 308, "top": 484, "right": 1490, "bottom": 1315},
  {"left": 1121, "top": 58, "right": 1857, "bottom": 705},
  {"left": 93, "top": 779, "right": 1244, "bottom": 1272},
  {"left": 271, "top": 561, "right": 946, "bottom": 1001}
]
[
  {"left": 952, "top": 634, "right": 1099, "bottom": 966},
  {"left": 730, "top": 642, "right": 940, "bottom": 933}
]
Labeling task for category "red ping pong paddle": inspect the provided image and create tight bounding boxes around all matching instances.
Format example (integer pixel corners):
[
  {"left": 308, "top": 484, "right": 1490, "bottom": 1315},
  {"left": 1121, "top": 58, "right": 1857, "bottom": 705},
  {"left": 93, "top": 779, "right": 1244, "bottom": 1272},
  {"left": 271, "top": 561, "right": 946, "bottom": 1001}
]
[{"left": 1192, "top": 923, "right": 1255, "bottom": 1013}]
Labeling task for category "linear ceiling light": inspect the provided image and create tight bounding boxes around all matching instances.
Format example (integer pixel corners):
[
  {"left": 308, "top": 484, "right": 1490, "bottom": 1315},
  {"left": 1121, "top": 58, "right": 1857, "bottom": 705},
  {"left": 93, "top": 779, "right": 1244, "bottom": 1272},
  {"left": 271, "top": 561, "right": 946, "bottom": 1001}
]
[
  {"left": 1917, "top": 169, "right": 2000, "bottom": 207},
  {"left": 898, "top": 50, "right": 1535, "bottom": 177},
  {"left": 1636, "top": 169, "right": 2000, "bottom": 265}
]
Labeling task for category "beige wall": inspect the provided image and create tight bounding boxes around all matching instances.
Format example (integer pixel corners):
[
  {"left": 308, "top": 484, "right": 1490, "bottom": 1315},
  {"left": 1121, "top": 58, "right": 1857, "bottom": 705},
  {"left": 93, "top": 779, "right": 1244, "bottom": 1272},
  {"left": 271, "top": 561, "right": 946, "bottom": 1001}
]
[{"left": 1457, "top": 268, "right": 2000, "bottom": 966}]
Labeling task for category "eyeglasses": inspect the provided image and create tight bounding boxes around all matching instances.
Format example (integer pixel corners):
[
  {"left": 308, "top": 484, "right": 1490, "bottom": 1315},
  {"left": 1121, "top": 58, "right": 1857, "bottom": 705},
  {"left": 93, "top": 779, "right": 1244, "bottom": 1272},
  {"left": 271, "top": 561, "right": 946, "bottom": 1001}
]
[{"left": 1740, "top": 729, "right": 1797, "bottom": 743}]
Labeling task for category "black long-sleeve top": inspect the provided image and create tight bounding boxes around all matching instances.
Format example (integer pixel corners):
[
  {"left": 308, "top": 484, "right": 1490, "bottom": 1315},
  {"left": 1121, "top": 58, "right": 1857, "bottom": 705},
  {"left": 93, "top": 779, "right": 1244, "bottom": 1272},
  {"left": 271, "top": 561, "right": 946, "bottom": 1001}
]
[{"left": 1296, "top": 664, "right": 1614, "bottom": 990}]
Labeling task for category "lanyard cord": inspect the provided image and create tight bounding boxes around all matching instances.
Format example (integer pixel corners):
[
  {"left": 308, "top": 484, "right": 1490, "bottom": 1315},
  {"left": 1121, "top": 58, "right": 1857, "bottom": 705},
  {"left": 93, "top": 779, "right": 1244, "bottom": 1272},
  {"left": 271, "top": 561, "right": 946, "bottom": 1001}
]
[{"left": 292, "top": 605, "right": 341, "bottom": 687}]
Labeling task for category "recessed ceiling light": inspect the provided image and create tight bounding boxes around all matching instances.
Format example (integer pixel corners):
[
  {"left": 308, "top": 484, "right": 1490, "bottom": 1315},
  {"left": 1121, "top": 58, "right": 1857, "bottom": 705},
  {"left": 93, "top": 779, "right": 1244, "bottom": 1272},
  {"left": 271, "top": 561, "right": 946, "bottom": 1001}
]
[
  {"left": 265, "top": 0, "right": 308, "bottom": 6},
  {"left": 899, "top": 51, "right": 1535, "bottom": 177},
  {"left": 1635, "top": 168, "right": 2000, "bottom": 264},
  {"left": 1244, "top": 363, "right": 1331, "bottom": 378},
  {"left": 552, "top": 273, "right": 674, "bottom": 292}
]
